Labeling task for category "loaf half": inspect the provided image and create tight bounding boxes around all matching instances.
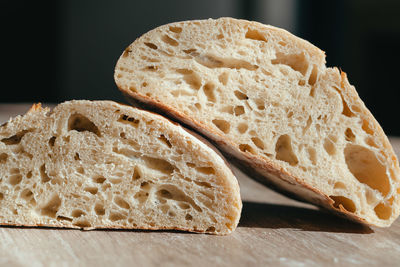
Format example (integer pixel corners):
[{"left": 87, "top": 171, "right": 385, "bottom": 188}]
[
  {"left": 114, "top": 17, "right": 400, "bottom": 227},
  {"left": 0, "top": 100, "right": 241, "bottom": 234}
]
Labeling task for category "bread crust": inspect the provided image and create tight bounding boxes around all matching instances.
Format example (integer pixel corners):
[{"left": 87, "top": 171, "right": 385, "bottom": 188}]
[{"left": 115, "top": 17, "right": 400, "bottom": 227}]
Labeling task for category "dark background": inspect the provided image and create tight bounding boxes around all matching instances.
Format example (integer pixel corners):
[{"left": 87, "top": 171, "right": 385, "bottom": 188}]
[{"left": 1, "top": 0, "right": 400, "bottom": 134}]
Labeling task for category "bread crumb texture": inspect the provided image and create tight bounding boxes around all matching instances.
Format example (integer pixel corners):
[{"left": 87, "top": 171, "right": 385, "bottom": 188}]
[
  {"left": 115, "top": 17, "right": 400, "bottom": 227},
  {"left": 0, "top": 100, "right": 241, "bottom": 234}
]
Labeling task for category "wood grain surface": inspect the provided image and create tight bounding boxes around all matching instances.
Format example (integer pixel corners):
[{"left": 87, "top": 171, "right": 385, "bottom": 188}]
[{"left": 1, "top": 104, "right": 400, "bottom": 267}]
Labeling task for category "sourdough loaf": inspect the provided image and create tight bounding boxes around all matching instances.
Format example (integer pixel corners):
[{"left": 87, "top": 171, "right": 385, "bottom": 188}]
[
  {"left": 0, "top": 100, "right": 241, "bottom": 234},
  {"left": 114, "top": 17, "right": 400, "bottom": 227}
]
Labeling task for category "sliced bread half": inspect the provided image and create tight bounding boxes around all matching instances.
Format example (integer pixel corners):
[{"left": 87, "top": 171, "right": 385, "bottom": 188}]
[
  {"left": 114, "top": 17, "right": 400, "bottom": 227},
  {"left": 0, "top": 100, "right": 241, "bottom": 234}
]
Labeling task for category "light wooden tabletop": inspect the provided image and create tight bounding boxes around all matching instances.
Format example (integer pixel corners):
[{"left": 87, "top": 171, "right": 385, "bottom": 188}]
[{"left": 1, "top": 104, "right": 400, "bottom": 267}]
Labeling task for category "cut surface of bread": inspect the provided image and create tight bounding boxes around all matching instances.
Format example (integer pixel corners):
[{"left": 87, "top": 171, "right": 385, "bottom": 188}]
[
  {"left": 0, "top": 100, "right": 241, "bottom": 234},
  {"left": 114, "top": 17, "right": 400, "bottom": 227}
]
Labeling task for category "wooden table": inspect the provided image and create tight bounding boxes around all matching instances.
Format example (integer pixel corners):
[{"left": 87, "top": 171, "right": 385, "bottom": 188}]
[{"left": 1, "top": 104, "right": 400, "bottom": 266}]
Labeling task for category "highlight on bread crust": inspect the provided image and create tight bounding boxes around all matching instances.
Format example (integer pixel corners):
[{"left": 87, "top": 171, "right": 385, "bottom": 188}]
[
  {"left": 0, "top": 100, "right": 242, "bottom": 234},
  {"left": 114, "top": 17, "right": 400, "bottom": 227}
]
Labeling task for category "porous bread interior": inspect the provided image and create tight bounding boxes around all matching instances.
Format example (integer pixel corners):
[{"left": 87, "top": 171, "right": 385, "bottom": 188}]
[
  {"left": 0, "top": 100, "right": 241, "bottom": 234},
  {"left": 115, "top": 17, "right": 400, "bottom": 226}
]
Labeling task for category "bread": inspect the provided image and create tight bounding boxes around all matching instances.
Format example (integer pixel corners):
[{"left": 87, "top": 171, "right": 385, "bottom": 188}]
[
  {"left": 114, "top": 17, "right": 400, "bottom": 227},
  {"left": 0, "top": 100, "right": 242, "bottom": 234}
]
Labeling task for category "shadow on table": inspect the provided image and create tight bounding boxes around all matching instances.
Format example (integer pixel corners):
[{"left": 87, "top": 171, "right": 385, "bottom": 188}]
[{"left": 239, "top": 201, "right": 373, "bottom": 234}]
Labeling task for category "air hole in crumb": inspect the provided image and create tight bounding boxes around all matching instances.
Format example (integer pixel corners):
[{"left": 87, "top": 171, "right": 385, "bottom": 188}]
[
  {"left": 196, "top": 167, "right": 215, "bottom": 175},
  {"left": 143, "top": 157, "right": 175, "bottom": 175},
  {"left": 20, "top": 189, "right": 34, "bottom": 201},
  {"left": 330, "top": 195, "right": 356, "bottom": 213},
  {"left": 218, "top": 72, "right": 229, "bottom": 85},
  {"left": 298, "top": 80, "right": 306, "bottom": 86},
  {"left": 323, "top": 138, "right": 336, "bottom": 156},
  {"left": 334, "top": 182, "right": 346, "bottom": 190},
  {"left": 118, "top": 114, "right": 140, "bottom": 127},
  {"left": 206, "top": 226, "right": 216, "bottom": 232},
  {"left": 68, "top": 114, "right": 100, "bottom": 136},
  {"left": 344, "top": 144, "right": 390, "bottom": 196},
  {"left": 1, "top": 129, "right": 32, "bottom": 145},
  {"left": 158, "top": 134, "right": 172, "bottom": 148},
  {"left": 176, "top": 69, "right": 202, "bottom": 90},
  {"left": 84, "top": 187, "right": 98, "bottom": 195},
  {"left": 26, "top": 171, "right": 32, "bottom": 179},
  {"left": 40, "top": 195, "right": 61, "bottom": 218},
  {"left": 140, "top": 181, "right": 150, "bottom": 190},
  {"left": 49, "top": 136, "right": 56, "bottom": 147},
  {"left": 122, "top": 48, "right": 131, "bottom": 57},
  {"left": 57, "top": 216, "right": 73, "bottom": 222},
  {"left": 110, "top": 178, "right": 122, "bottom": 184},
  {"left": 234, "top": 90, "right": 248, "bottom": 100},
  {"left": 178, "top": 202, "right": 190, "bottom": 210},
  {"left": 362, "top": 120, "right": 374, "bottom": 135},
  {"left": 77, "top": 167, "right": 85, "bottom": 174},
  {"left": 308, "top": 65, "right": 318, "bottom": 85},
  {"left": 245, "top": 29, "right": 267, "bottom": 42},
  {"left": 185, "top": 214, "right": 193, "bottom": 220},
  {"left": 0, "top": 153, "right": 8, "bottom": 164},
  {"left": 158, "top": 189, "right": 172, "bottom": 199},
  {"left": 203, "top": 82, "right": 216, "bottom": 102},
  {"left": 275, "top": 135, "right": 298, "bottom": 166},
  {"left": 74, "top": 153, "right": 81, "bottom": 161},
  {"left": 251, "top": 137, "right": 264, "bottom": 150},
  {"left": 9, "top": 174, "right": 22, "bottom": 186},
  {"left": 180, "top": 166, "right": 193, "bottom": 174},
  {"left": 195, "top": 54, "right": 258, "bottom": 70},
  {"left": 71, "top": 209, "right": 86, "bottom": 218},
  {"left": 272, "top": 52, "right": 308, "bottom": 76},
  {"left": 237, "top": 123, "right": 248, "bottom": 134},
  {"left": 145, "top": 66, "right": 159, "bottom": 72},
  {"left": 239, "top": 144, "right": 256, "bottom": 154},
  {"left": 144, "top": 42, "right": 158, "bottom": 50},
  {"left": 73, "top": 220, "right": 91, "bottom": 228},
  {"left": 109, "top": 212, "right": 127, "bottom": 222},
  {"left": 132, "top": 166, "right": 141, "bottom": 180},
  {"left": 168, "top": 211, "right": 176, "bottom": 217},
  {"left": 156, "top": 185, "right": 202, "bottom": 212},
  {"left": 194, "top": 181, "right": 212, "bottom": 188},
  {"left": 93, "top": 176, "right": 106, "bottom": 184},
  {"left": 366, "top": 137, "right": 378, "bottom": 148},
  {"left": 194, "top": 103, "right": 202, "bottom": 110},
  {"left": 374, "top": 202, "right": 392, "bottom": 220},
  {"left": 161, "top": 35, "right": 179, "bottom": 46},
  {"left": 333, "top": 87, "right": 354, "bottom": 117},
  {"left": 169, "top": 26, "right": 182, "bottom": 33},
  {"left": 183, "top": 48, "right": 197, "bottom": 54},
  {"left": 0, "top": 192, "right": 3, "bottom": 200},
  {"left": 234, "top": 106, "right": 245, "bottom": 116},
  {"left": 115, "top": 197, "right": 130, "bottom": 209},
  {"left": 212, "top": 119, "right": 230, "bottom": 134},
  {"left": 345, "top": 128, "right": 356, "bottom": 142},
  {"left": 40, "top": 164, "right": 51, "bottom": 183},
  {"left": 94, "top": 203, "right": 105, "bottom": 215}
]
